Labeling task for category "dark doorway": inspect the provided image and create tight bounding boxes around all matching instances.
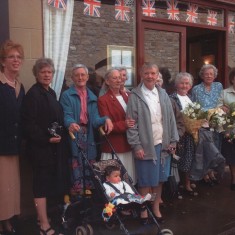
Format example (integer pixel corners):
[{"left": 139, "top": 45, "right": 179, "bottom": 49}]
[{"left": 187, "top": 27, "right": 226, "bottom": 86}]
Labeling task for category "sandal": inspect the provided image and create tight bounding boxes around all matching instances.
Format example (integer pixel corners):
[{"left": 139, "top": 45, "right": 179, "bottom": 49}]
[{"left": 40, "top": 227, "right": 55, "bottom": 235}]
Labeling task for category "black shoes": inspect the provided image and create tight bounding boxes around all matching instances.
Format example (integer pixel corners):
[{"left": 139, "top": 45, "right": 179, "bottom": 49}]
[{"left": 200, "top": 178, "right": 215, "bottom": 187}]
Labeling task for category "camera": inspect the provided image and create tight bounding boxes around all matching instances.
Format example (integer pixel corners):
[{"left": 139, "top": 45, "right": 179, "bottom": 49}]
[{"left": 48, "top": 122, "right": 63, "bottom": 137}]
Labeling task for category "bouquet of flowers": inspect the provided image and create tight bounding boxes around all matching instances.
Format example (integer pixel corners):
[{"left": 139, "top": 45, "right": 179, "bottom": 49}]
[
  {"left": 207, "top": 107, "right": 229, "bottom": 133},
  {"left": 224, "top": 102, "right": 235, "bottom": 143},
  {"left": 182, "top": 102, "right": 207, "bottom": 144},
  {"left": 224, "top": 128, "right": 235, "bottom": 143}
]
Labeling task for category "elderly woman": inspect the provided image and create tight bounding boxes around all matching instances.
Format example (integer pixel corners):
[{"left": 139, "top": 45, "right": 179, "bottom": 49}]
[
  {"left": 217, "top": 68, "right": 235, "bottom": 190},
  {"left": 22, "top": 58, "right": 68, "bottom": 235},
  {"left": 0, "top": 40, "right": 25, "bottom": 234},
  {"left": 99, "top": 66, "right": 130, "bottom": 97},
  {"left": 98, "top": 68, "right": 136, "bottom": 184},
  {"left": 60, "top": 64, "right": 113, "bottom": 194},
  {"left": 119, "top": 66, "right": 131, "bottom": 95},
  {"left": 170, "top": 72, "right": 198, "bottom": 196},
  {"left": 192, "top": 64, "right": 223, "bottom": 185},
  {"left": 126, "top": 62, "right": 179, "bottom": 223}
]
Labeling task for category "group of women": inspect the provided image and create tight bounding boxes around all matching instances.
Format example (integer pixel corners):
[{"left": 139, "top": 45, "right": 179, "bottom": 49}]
[{"left": 1, "top": 39, "right": 235, "bottom": 235}]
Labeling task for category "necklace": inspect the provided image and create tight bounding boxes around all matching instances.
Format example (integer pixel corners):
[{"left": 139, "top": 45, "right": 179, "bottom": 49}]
[{"left": 3, "top": 73, "right": 16, "bottom": 88}]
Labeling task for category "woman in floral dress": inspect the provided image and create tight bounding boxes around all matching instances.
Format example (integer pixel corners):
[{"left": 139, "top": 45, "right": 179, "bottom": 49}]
[{"left": 170, "top": 72, "right": 198, "bottom": 196}]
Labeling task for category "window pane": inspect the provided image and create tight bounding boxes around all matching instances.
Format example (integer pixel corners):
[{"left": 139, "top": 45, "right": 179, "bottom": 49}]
[{"left": 122, "top": 50, "right": 132, "bottom": 67}]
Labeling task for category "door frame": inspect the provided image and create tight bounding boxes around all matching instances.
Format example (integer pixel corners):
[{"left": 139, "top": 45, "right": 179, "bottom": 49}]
[
  {"left": 136, "top": 0, "right": 229, "bottom": 86},
  {"left": 137, "top": 21, "right": 186, "bottom": 84}
]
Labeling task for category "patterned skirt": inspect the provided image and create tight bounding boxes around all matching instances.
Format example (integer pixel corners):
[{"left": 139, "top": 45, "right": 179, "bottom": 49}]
[
  {"left": 176, "top": 133, "right": 195, "bottom": 173},
  {"left": 70, "top": 127, "right": 95, "bottom": 194}
]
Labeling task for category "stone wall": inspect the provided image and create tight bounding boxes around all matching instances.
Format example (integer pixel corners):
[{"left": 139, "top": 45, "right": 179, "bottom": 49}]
[
  {"left": 65, "top": 1, "right": 136, "bottom": 86},
  {"left": 144, "top": 29, "right": 179, "bottom": 81},
  {"left": 228, "top": 33, "right": 235, "bottom": 69}
]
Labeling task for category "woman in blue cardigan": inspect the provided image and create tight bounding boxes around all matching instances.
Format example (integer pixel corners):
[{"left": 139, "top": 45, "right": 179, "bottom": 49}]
[{"left": 60, "top": 64, "right": 113, "bottom": 195}]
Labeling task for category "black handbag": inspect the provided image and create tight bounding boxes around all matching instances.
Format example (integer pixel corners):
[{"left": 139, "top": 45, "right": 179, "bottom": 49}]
[{"left": 162, "top": 157, "right": 179, "bottom": 201}]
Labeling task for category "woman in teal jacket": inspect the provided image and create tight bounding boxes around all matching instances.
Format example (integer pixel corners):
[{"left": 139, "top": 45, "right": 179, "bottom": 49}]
[{"left": 60, "top": 64, "right": 113, "bottom": 194}]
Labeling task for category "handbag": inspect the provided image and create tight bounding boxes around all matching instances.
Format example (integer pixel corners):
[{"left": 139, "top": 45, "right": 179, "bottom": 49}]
[{"left": 162, "top": 156, "right": 179, "bottom": 201}]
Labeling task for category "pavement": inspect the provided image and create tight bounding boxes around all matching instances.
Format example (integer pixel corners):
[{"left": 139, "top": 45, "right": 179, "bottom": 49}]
[{"left": 15, "top": 153, "right": 235, "bottom": 235}]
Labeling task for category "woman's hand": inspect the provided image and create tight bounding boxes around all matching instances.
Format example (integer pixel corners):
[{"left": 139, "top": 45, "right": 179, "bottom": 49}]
[
  {"left": 69, "top": 123, "right": 80, "bottom": 133},
  {"left": 110, "top": 192, "right": 115, "bottom": 198},
  {"left": 220, "top": 105, "right": 229, "bottom": 113},
  {"left": 104, "top": 118, "right": 113, "bottom": 134},
  {"left": 49, "top": 136, "right": 61, "bottom": 144},
  {"left": 125, "top": 117, "right": 135, "bottom": 128},
  {"left": 135, "top": 149, "right": 145, "bottom": 160},
  {"left": 167, "top": 145, "right": 176, "bottom": 155}
]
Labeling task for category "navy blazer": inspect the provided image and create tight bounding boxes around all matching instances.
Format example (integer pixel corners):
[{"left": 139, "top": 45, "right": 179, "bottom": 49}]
[{"left": 0, "top": 78, "right": 25, "bottom": 155}]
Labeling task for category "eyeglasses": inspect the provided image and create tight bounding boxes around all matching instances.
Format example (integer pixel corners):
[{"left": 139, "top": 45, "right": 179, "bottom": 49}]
[{"left": 5, "top": 55, "right": 23, "bottom": 60}]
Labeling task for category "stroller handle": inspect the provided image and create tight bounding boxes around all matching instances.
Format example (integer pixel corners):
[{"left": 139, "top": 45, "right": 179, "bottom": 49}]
[
  {"left": 99, "top": 126, "right": 106, "bottom": 136},
  {"left": 69, "top": 131, "right": 76, "bottom": 140}
]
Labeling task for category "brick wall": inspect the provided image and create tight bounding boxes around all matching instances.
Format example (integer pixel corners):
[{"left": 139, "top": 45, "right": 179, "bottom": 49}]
[{"left": 65, "top": 1, "right": 135, "bottom": 86}]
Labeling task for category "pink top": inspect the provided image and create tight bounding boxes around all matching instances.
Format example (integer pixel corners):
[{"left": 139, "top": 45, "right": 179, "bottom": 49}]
[{"left": 76, "top": 88, "right": 88, "bottom": 124}]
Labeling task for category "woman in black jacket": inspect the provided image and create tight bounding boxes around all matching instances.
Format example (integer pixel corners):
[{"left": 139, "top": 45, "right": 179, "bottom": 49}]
[
  {"left": 22, "top": 58, "right": 69, "bottom": 235},
  {"left": 0, "top": 40, "right": 25, "bottom": 234}
]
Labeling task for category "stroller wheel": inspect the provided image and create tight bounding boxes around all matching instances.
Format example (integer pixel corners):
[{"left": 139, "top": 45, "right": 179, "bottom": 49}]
[
  {"left": 160, "top": 228, "right": 174, "bottom": 235},
  {"left": 76, "top": 226, "right": 87, "bottom": 235},
  {"left": 85, "top": 224, "right": 94, "bottom": 235},
  {"left": 105, "top": 222, "right": 116, "bottom": 230}
]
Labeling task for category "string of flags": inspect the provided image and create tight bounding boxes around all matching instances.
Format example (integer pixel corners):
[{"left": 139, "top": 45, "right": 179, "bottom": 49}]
[
  {"left": 47, "top": 0, "right": 235, "bottom": 33},
  {"left": 48, "top": 0, "right": 67, "bottom": 10}
]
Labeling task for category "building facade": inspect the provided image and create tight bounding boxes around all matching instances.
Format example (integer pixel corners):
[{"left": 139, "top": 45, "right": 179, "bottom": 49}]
[{"left": 1, "top": 0, "right": 235, "bottom": 94}]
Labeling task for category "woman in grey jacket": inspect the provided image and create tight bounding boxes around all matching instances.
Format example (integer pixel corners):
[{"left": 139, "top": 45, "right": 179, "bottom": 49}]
[{"left": 126, "top": 63, "right": 179, "bottom": 223}]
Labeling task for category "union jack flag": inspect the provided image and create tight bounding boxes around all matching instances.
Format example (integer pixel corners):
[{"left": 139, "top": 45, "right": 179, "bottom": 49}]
[
  {"left": 142, "top": 0, "right": 156, "bottom": 17},
  {"left": 186, "top": 3, "right": 198, "bottom": 23},
  {"left": 115, "top": 0, "right": 130, "bottom": 22},
  {"left": 166, "top": 0, "right": 179, "bottom": 21},
  {"left": 207, "top": 10, "right": 217, "bottom": 26},
  {"left": 84, "top": 0, "right": 101, "bottom": 17},
  {"left": 48, "top": 0, "right": 67, "bottom": 10},
  {"left": 229, "top": 16, "right": 235, "bottom": 34}
]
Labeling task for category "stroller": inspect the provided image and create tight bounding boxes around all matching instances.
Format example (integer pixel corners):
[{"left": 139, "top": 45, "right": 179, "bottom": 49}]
[{"left": 61, "top": 128, "right": 173, "bottom": 235}]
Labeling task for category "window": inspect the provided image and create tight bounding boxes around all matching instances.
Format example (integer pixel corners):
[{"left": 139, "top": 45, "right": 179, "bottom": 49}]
[{"left": 107, "top": 45, "right": 135, "bottom": 87}]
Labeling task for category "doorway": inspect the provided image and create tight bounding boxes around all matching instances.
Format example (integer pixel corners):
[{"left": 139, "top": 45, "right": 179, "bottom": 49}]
[
  {"left": 187, "top": 27, "right": 226, "bottom": 86},
  {"left": 140, "top": 22, "right": 226, "bottom": 87}
]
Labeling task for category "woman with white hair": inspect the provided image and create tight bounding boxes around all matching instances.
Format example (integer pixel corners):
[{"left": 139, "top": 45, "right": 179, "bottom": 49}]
[
  {"left": 126, "top": 62, "right": 179, "bottom": 223},
  {"left": 191, "top": 64, "right": 223, "bottom": 185},
  {"left": 170, "top": 72, "right": 198, "bottom": 196},
  {"left": 98, "top": 68, "right": 136, "bottom": 184},
  {"left": 60, "top": 64, "right": 113, "bottom": 194}
]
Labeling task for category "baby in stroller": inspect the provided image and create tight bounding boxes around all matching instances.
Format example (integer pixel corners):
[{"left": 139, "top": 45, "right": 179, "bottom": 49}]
[{"left": 103, "top": 165, "right": 151, "bottom": 206}]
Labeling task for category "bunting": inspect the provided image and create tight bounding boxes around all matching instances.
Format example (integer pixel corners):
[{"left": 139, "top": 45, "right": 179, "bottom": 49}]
[
  {"left": 166, "top": 0, "right": 179, "bottom": 21},
  {"left": 48, "top": 0, "right": 67, "bottom": 10},
  {"left": 186, "top": 3, "right": 198, "bottom": 23},
  {"left": 84, "top": 0, "right": 101, "bottom": 17},
  {"left": 142, "top": 0, "right": 156, "bottom": 17},
  {"left": 115, "top": 0, "right": 130, "bottom": 22},
  {"left": 207, "top": 10, "right": 217, "bottom": 26}
]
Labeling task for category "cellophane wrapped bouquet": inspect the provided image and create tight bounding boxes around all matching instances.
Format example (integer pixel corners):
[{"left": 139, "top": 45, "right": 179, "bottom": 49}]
[
  {"left": 207, "top": 107, "right": 229, "bottom": 133},
  {"left": 223, "top": 102, "right": 235, "bottom": 143},
  {"left": 182, "top": 102, "right": 207, "bottom": 144}
]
